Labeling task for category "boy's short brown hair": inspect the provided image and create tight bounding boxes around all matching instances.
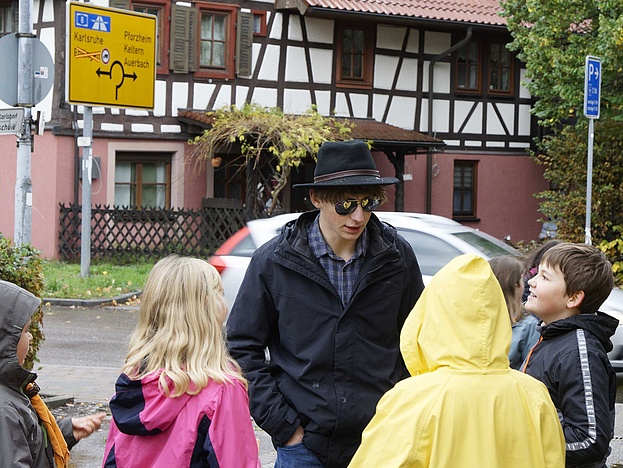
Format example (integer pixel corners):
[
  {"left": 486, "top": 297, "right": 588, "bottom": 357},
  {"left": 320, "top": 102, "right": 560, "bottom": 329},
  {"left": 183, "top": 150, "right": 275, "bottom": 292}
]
[
  {"left": 541, "top": 243, "right": 614, "bottom": 314},
  {"left": 310, "top": 185, "right": 388, "bottom": 205}
]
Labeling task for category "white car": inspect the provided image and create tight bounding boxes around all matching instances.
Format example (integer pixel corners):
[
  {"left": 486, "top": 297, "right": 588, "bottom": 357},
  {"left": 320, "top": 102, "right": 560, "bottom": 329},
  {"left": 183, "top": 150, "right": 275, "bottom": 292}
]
[{"left": 209, "top": 211, "right": 623, "bottom": 370}]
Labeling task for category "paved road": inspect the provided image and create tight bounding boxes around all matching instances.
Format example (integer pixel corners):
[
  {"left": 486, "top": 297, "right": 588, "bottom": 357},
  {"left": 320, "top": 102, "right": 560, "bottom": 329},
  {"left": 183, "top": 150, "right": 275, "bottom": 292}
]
[{"left": 35, "top": 303, "right": 623, "bottom": 467}]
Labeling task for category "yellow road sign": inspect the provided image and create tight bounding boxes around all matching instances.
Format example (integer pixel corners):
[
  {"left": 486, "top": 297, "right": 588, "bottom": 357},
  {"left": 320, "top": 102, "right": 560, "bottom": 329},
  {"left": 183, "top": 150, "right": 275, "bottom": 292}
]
[{"left": 66, "top": 2, "right": 156, "bottom": 109}]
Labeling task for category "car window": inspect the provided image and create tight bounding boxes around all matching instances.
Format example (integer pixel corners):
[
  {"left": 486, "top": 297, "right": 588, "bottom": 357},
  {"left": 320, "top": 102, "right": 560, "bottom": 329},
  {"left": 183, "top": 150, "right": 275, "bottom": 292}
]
[
  {"left": 396, "top": 229, "right": 463, "bottom": 276},
  {"left": 451, "top": 232, "right": 516, "bottom": 257},
  {"left": 229, "top": 233, "right": 257, "bottom": 257}
]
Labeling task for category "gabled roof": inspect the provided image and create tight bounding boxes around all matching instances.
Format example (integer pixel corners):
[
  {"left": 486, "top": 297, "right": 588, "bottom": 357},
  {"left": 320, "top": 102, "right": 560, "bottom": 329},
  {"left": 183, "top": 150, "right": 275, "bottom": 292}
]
[
  {"left": 178, "top": 110, "right": 444, "bottom": 153},
  {"left": 276, "top": 0, "right": 506, "bottom": 26}
]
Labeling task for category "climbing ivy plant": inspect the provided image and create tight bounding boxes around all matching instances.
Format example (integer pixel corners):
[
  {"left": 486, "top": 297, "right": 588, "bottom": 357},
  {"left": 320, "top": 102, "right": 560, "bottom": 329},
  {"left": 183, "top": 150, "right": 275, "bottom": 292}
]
[{"left": 189, "top": 103, "right": 354, "bottom": 215}]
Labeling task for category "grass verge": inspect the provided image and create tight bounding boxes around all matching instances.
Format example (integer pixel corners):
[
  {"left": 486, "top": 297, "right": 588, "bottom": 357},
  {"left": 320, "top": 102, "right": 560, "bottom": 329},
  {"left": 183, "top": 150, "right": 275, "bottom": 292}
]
[{"left": 42, "top": 261, "right": 154, "bottom": 299}]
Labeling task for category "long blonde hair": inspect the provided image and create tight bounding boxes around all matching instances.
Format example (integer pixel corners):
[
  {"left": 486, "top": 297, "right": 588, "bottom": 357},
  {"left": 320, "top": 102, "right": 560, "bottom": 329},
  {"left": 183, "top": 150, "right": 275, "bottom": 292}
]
[{"left": 122, "top": 255, "right": 245, "bottom": 397}]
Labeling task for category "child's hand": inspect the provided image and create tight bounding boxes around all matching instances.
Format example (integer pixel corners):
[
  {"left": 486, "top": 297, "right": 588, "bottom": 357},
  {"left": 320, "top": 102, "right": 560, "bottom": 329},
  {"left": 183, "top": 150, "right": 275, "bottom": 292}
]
[{"left": 71, "top": 412, "right": 107, "bottom": 441}]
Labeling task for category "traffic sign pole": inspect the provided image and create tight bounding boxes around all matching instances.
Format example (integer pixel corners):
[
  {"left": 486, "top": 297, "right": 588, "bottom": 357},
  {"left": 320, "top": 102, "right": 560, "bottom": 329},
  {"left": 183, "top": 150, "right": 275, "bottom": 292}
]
[
  {"left": 583, "top": 56, "right": 601, "bottom": 245},
  {"left": 80, "top": 107, "right": 93, "bottom": 278},
  {"left": 14, "top": 0, "right": 34, "bottom": 247}
]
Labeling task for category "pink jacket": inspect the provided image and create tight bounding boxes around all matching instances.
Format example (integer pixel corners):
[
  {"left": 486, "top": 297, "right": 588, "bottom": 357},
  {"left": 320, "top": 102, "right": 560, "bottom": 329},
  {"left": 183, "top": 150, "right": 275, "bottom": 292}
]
[{"left": 102, "top": 371, "right": 260, "bottom": 467}]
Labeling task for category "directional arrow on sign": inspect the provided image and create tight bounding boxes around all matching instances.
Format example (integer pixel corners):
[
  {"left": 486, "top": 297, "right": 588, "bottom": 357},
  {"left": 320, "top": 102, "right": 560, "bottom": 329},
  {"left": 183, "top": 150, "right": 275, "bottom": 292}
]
[{"left": 95, "top": 60, "right": 138, "bottom": 100}]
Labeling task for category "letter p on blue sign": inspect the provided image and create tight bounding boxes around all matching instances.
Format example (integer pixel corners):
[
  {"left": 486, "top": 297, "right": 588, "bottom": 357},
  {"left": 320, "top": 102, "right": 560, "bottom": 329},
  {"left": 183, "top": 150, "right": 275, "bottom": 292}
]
[{"left": 584, "top": 56, "right": 601, "bottom": 119}]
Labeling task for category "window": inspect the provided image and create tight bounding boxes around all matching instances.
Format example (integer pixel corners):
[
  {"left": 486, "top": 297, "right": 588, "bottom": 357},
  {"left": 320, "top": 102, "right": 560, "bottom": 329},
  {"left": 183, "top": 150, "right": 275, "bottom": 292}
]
[
  {"left": 336, "top": 22, "right": 374, "bottom": 88},
  {"left": 253, "top": 11, "right": 266, "bottom": 36},
  {"left": 457, "top": 41, "right": 480, "bottom": 91},
  {"left": 489, "top": 42, "right": 512, "bottom": 93},
  {"left": 455, "top": 37, "right": 514, "bottom": 95},
  {"left": 115, "top": 153, "right": 171, "bottom": 209},
  {"left": 453, "top": 161, "right": 477, "bottom": 218},
  {"left": 132, "top": 0, "right": 170, "bottom": 73},
  {"left": 213, "top": 159, "right": 245, "bottom": 201},
  {"left": 0, "top": 3, "right": 13, "bottom": 37},
  {"left": 196, "top": 2, "right": 236, "bottom": 78}
]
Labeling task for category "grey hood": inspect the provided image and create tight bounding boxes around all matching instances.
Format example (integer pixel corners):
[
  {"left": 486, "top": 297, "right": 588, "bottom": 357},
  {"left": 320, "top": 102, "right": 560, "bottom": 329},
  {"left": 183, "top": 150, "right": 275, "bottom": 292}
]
[{"left": 0, "top": 280, "right": 41, "bottom": 391}]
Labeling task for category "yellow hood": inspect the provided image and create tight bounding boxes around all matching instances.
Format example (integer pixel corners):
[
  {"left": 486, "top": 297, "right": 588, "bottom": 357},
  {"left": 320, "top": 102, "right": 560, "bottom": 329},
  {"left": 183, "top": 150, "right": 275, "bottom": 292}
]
[{"left": 400, "top": 254, "right": 511, "bottom": 375}]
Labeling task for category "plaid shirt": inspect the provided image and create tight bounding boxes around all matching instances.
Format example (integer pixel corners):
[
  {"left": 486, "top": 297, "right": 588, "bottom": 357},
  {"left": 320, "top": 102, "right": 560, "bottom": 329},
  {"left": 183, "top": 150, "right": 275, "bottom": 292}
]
[{"left": 308, "top": 215, "right": 368, "bottom": 306}]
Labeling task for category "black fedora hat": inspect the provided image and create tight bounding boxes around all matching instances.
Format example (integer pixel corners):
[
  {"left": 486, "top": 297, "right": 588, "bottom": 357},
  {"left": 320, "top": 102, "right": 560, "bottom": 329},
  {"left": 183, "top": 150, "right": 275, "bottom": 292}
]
[{"left": 293, "top": 140, "right": 398, "bottom": 188}]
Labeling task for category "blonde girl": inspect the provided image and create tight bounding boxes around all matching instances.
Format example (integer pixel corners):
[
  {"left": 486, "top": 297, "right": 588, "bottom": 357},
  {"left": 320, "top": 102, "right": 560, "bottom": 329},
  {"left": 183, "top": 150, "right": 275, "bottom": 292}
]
[{"left": 102, "top": 255, "right": 260, "bottom": 468}]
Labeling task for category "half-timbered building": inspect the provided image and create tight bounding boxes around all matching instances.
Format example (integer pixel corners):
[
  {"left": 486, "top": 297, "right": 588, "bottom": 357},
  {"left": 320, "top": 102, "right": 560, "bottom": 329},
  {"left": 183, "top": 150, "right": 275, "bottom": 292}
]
[{"left": 0, "top": 0, "right": 548, "bottom": 259}]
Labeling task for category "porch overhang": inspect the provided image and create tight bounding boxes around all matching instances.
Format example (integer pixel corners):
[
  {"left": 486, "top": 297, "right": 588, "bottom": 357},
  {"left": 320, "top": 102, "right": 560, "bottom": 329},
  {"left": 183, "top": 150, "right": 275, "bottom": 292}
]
[{"left": 178, "top": 110, "right": 445, "bottom": 154}]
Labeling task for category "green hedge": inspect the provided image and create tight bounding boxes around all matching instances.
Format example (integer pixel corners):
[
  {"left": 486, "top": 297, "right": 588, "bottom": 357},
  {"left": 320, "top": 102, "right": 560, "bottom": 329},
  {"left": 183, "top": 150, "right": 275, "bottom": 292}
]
[{"left": 0, "top": 236, "right": 45, "bottom": 370}]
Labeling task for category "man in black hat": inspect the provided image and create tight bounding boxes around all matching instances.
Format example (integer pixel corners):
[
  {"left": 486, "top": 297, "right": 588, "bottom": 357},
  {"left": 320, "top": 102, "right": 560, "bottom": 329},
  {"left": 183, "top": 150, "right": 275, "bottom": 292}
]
[{"left": 227, "top": 140, "right": 425, "bottom": 468}]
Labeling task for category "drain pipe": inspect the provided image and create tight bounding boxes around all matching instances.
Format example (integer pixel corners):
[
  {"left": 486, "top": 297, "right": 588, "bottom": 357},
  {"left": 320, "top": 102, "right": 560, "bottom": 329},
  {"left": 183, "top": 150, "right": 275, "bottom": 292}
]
[{"left": 426, "top": 26, "right": 472, "bottom": 213}]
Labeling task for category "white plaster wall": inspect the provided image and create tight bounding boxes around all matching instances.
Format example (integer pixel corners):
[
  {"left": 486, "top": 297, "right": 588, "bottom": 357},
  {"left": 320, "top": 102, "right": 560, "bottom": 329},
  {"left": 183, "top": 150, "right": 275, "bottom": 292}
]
[
  {"left": 487, "top": 103, "right": 515, "bottom": 135},
  {"left": 283, "top": 89, "right": 312, "bottom": 114},
  {"left": 406, "top": 29, "right": 419, "bottom": 53},
  {"left": 334, "top": 93, "right": 349, "bottom": 117},
  {"left": 153, "top": 80, "right": 166, "bottom": 116},
  {"left": 386, "top": 96, "right": 416, "bottom": 130},
  {"left": 518, "top": 104, "right": 532, "bottom": 136},
  {"left": 377, "top": 25, "right": 406, "bottom": 50},
  {"left": 171, "top": 82, "right": 189, "bottom": 116},
  {"left": 396, "top": 58, "right": 418, "bottom": 91},
  {"left": 131, "top": 123, "right": 153, "bottom": 132},
  {"left": 374, "top": 55, "right": 399, "bottom": 90},
  {"left": 350, "top": 94, "right": 368, "bottom": 118},
  {"left": 420, "top": 98, "right": 450, "bottom": 133},
  {"left": 214, "top": 85, "right": 232, "bottom": 110},
  {"left": 235, "top": 86, "right": 249, "bottom": 107},
  {"left": 193, "top": 83, "right": 216, "bottom": 109},
  {"left": 305, "top": 17, "right": 333, "bottom": 44},
  {"left": 424, "top": 31, "right": 451, "bottom": 55},
  {"left": 42, "top": 0, "right": 54, "bottom": 23},
  {"left": 269, "top": 13, "right": 283, "bottom": 40},
  {"left": 423, "top": 62, "right": 451, "bottom": 93},
  {"left": 285, "top": 46, "right": 309, "bottom": 82},
  {"left": 251, "top": 87, "right": 278, "bottom": 107},
  {"left": 519, "top": 68, "right": 531, "bottom": 99},
  {"left": 453, "top": 101, "right": 482, "bottom": 134},
  {"left": 309, "top": 49, "right": 333, "bottom": 84},
  {"left": 258, "top": 44, "right": 280, "bottom": 81},
  {"left": 288, "top": 15, "right": 303, "bottom": 41},
  {"left": 372, "top": 94, "right": 390, "bottom": 123},
  {"left": 314, "top": 90, "right": 331, "bottom": 115},
  {"left": 126, "top": 109, "right": 149, "bottom": 116}
]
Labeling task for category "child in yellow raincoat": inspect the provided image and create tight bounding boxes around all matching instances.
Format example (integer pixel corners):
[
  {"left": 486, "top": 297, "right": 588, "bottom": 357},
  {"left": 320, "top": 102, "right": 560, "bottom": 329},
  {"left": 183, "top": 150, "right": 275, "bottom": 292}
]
[{"left": 349, "top": 254, "right": 565, "bottom": 468}]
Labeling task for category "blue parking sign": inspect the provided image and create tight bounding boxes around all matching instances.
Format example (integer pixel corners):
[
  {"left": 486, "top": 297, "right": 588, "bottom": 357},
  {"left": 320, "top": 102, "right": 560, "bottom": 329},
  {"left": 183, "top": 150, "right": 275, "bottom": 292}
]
[{"left": 584, "top": 56, "right": 601, "bottom": 119}]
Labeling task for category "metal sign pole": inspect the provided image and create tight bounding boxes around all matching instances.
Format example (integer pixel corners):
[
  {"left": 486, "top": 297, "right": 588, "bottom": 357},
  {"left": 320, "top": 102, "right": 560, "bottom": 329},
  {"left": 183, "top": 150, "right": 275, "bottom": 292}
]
[
  {"left": 585, "top": 117, "right": 594, "bottom": 245},
  {"left": 80, "top": 106, "right": 93, "bottom": 278},
  {"left": 583, "top": 56, "right": 601, "bottom": 246},
  {"left": 14, "top": 0, "right": 33, "bottom": 246}
]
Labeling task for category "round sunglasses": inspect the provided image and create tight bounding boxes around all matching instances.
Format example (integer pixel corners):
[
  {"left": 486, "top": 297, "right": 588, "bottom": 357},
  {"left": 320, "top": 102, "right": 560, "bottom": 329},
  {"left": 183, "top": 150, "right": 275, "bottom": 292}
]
[{"left": 334, "top": 197, "right": 381, "bottom": 216}]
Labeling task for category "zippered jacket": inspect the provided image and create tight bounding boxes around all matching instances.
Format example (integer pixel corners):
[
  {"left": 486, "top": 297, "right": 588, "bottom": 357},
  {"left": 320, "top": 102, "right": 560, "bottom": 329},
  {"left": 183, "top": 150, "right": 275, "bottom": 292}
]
[
  {"left": 103, "top": 371, "right": 261, "bottom": 467},
  {"left": 524, "top": 312, "right": 618, "bottom": 467},
  {"left": 227, "top": 211, "right": 424, "bottom": 467},
  {"left": 0, "top": 280, "right": 75, "bottom": 467},
  {"left": 350, "top": 254, "right": 566, "bottom": 467}
]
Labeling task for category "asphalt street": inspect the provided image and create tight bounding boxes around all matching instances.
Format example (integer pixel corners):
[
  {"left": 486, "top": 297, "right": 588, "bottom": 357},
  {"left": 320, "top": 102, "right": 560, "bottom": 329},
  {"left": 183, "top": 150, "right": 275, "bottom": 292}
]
[{"left": 35, "top": 303, "right": 623, "bottom": 467}]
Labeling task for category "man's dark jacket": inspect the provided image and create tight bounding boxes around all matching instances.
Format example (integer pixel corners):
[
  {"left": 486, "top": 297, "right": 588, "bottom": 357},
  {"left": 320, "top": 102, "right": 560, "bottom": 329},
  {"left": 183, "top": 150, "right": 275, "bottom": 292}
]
[{"left": 227, "top": 211, "right": 425, "bottom": 467}]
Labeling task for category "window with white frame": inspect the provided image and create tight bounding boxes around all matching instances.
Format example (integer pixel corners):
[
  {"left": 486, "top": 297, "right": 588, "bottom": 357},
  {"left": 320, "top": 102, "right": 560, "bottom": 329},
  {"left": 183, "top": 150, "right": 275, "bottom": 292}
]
[{"left": 114, "top": 153, "right": 171, "bottom": 209}]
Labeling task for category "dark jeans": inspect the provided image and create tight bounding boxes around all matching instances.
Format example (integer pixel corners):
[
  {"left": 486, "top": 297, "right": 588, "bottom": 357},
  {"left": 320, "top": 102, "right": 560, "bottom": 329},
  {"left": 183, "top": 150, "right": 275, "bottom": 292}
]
[{"left": 274, "top": 442, "right": 324, "bottom": 468}]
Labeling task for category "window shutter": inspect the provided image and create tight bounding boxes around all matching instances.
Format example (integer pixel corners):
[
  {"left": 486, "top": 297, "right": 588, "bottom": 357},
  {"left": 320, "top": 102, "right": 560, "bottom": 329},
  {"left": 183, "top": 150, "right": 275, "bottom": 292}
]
[
  {"left": 170, "top": 4, "right": 197, "bottom": 73},
  {"left": 110, "top": 0, "right": 130, "bottom": 10},
  {"left": 236, "top": 9, "right": 253, "bottom": 78}
]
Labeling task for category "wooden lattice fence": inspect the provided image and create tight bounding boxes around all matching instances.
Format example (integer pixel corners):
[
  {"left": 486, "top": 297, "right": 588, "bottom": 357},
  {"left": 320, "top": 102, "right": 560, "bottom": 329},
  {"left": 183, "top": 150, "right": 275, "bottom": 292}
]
[{"left": 59, "top": 202, "right": 246, "bottom": 263}]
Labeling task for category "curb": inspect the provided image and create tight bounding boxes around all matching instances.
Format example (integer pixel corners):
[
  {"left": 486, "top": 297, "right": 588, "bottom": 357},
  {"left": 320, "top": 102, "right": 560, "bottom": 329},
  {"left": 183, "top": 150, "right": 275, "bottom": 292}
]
[
  {"left": 43, "top": 290, "right": 142, "bottom": 308},
  {"left": 41, "top": 394, "right": 74, "bottom": 409}
]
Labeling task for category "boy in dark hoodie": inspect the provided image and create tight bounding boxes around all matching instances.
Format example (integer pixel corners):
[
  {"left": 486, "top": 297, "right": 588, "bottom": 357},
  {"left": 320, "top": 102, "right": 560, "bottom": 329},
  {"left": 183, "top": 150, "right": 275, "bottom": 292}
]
[
  {"left": 0, "top": 279, "right": 105, "bottom": 467},
  {"left": 522, "top": 243, "right": 618, "bottom": 467}
]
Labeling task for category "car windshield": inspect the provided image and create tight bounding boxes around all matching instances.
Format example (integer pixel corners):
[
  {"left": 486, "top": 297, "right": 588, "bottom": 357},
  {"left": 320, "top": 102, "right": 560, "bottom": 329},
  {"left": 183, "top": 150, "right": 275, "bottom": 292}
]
[
  {"left": 452, "top": 232, "right": 517, "bottom": 257},
  {"left": 397, "top": 228, "right": 516, "bottom": 277},
  {"left": 396, "top": 229, "right": 463, "bottom": 276}
]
